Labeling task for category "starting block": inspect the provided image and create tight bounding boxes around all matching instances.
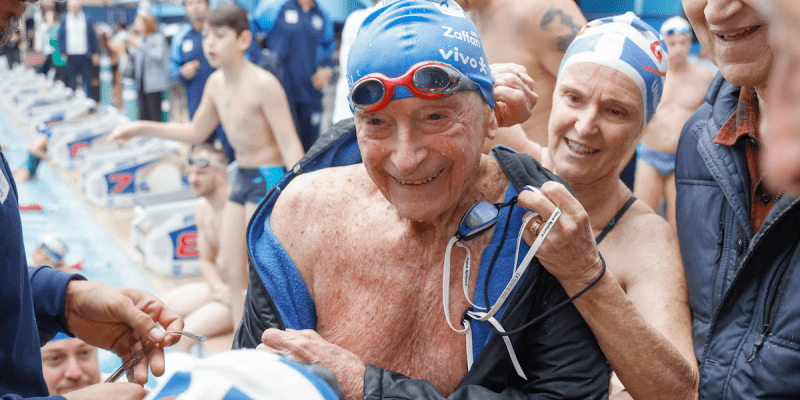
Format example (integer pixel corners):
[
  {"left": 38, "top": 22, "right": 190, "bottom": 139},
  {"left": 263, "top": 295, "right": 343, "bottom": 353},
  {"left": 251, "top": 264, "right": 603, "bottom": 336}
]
[
  {"left": 79, "top": 138, "right": 186, "bottom": 207},
  {"left": 130, "top": 189, "right": 200, "bottom": 277}
]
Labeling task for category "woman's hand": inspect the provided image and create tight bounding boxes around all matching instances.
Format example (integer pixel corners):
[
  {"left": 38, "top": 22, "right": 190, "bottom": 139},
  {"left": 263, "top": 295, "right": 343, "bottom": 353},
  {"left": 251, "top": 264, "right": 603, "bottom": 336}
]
[{"left": 517, "top": 182, "right": 604, "bottom": 294}]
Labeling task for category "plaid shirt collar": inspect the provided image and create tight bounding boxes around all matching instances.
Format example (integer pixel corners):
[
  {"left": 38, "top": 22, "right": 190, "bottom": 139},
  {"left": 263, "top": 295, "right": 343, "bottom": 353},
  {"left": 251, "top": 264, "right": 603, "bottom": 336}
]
[{"left": 714, "top": 87, "right": 760, "bottom": 146}]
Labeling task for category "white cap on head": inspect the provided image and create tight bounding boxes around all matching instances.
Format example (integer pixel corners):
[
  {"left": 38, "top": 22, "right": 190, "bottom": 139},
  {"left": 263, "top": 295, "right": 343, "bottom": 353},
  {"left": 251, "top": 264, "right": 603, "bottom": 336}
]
[
  {"left": 38, "top": 233, "right": 68, "bottom": 263},
  {"left": 144, "top": 350, "right": 343, "bottom": 400},
  {"left": 660, "top": 16, "right": 693, "bottom": 40},
  {"left": 559, "top": 12, "right": 669, "bottom": 127}
]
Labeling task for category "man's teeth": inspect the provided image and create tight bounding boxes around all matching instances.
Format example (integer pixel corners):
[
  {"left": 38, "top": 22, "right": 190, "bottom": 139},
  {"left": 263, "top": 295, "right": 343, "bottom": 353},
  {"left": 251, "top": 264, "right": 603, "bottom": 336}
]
[
  {"left": 567, "top": 139, "right": 597, "bottom": 154},
  {"left": 398, "top": 169, "right": 443, "bottom": 185},
  {"left": 720, "top": 26, "right": 759, "bottom": 40}
]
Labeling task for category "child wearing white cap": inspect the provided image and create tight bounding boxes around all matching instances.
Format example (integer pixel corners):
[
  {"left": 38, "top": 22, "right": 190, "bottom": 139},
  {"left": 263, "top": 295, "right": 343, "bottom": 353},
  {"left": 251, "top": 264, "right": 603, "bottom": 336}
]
[{"left": 32, "top": 233, "right": 70, "bottom": 271}]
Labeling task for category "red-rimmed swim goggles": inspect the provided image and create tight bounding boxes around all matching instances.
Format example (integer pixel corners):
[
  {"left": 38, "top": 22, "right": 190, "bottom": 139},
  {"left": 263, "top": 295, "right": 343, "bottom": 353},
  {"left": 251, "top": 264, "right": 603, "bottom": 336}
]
[{"left": 349, "top": 61, "right": 480, "bottom": 114}]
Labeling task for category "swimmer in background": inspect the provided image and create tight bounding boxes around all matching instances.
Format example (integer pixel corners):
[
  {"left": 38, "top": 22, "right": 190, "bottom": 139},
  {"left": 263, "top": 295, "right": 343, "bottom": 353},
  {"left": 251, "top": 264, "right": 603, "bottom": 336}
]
[
  {"left": 161, "top": 144, "right": 234, "bottom": 352},
  {"left": 40, "top": 333, "right": 101, "bottom": 396},
  {"left": 111, "top": 4, "right": 304, "bottom": 331},
  {"left": 455, "top": 0, "right": 586, "bottom": 151},
  {"left": 13, "top": 133, "right": 50, "bottom": 182},
  {"left": 633, "top": 16, "right": 714, "bottom": 227},
  {"left": 31, "top": 233, "right": 74, "bottom": 273}
]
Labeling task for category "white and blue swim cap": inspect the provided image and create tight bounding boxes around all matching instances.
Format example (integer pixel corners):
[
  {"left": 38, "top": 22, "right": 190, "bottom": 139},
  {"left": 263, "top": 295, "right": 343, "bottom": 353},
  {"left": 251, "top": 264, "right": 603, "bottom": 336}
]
[
  {"left": 558, "top": 12, "right": 668, "bottom": 127},
  {"left": 144, "top": 350, "right": 343, "bottom": 400},
  {"left": 347, "top": 0, "right": 495, "bottom": 108},
  {"left": 38, "top": 233, "right": 68, "bottom": 263},
  {"left": 660, "top": 16, "right": 693, "bottom": 40}
]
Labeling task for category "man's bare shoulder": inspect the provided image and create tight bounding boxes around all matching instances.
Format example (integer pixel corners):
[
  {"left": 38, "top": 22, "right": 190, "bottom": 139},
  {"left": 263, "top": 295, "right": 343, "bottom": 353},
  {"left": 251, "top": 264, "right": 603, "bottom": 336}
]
[
  {"left": 195, "top": 198, "right": 215, "bottom": 230},
  {"left": 270, "top": 164, "right": 376, "bottom": 270},
  {"left": 523, "top": 0, "right": 585, "bottom": 52},
  {"left": 272, "top": 164, "right": 374, "bottom": 225}
]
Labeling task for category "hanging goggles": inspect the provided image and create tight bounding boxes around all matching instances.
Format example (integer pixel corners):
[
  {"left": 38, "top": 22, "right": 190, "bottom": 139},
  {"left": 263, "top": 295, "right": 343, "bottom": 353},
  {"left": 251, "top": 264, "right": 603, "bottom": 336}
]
[
  {"left": 442, "top": 185, "right": 607, "bottom": 380},
  {"left": 349, "top": 61, "right": 480, "bottom": 114}
]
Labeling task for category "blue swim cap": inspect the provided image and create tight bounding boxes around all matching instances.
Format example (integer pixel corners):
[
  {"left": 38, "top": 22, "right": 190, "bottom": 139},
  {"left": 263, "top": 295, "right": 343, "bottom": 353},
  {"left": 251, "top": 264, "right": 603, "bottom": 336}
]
[
  {"left": 558, "top": 12, "right": 668, "bottom": 127},
  {"left": 52, "top": 332, "right": 70, "bottom": 341},
  {"left": 347, "top": 0, "right": 494, "bottom": 108}
]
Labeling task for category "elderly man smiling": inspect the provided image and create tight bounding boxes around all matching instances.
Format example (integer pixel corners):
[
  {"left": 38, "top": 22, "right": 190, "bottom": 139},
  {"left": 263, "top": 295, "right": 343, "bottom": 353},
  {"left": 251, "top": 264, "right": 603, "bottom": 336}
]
[
  {"left": 675, "top": 0, "right": 800, "bottom": 397},
  {"left": 234, "top": 0, "right": 610, "bottom": 398}
]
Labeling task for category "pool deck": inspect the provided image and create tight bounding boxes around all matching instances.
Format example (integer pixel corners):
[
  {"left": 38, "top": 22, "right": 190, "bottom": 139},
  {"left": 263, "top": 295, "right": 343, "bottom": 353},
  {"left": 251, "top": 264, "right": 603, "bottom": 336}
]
[{"left": 3, "top": 110, "right": 235, "bottom": 355}]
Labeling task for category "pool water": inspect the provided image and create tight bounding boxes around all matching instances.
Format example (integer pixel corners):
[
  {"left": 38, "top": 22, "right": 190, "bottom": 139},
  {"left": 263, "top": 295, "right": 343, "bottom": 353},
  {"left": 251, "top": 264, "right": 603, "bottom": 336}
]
[{"left": 1, "top": 112, "right": 160, "bottom": 386}]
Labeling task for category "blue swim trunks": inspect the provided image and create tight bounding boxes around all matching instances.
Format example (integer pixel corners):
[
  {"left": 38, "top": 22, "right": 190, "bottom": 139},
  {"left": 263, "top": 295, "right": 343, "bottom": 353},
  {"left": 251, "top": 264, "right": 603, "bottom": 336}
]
[
  {"left": 25, "top": 153, "right": 42, "bottom": 177},
  {"left": 229, "top": 166, "right": 286, "bottom": 205},
  {"left": 636, "top": 142, "right": 676, "bottom": 177}
]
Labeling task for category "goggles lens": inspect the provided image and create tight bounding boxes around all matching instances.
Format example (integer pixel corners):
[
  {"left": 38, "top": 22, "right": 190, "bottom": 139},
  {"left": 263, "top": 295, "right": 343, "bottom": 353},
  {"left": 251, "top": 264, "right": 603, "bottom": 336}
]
[
  {"left": 349, "top": 62, "right": 478, "bottom": 114},
  {"left": 413, "top": 64, "right": 458, "bottom": 92},
  {"left": 185, "top": 157, "right": 226, "bottom": 169},
  {"left": 351, "top": 79, "right": 386, "bottom": 107},
  {"left": 665, "top": 27, "right": 690, "bottom": 36}
]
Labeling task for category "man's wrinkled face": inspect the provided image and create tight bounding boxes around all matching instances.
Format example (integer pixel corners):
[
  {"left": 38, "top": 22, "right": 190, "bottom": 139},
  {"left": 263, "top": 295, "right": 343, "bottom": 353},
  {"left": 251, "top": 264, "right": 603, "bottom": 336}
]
[
  {"left": 760, "top": 0, "right": 800, "bottom": 195},
  {"left": 682, "top": 0, "right": 772, "bottom": 88},
  {"left": 41, "top": 338, "right": 101, "bottom": 395},
  {"left": 354, "top": 90, "right": 495, "bottom": 223}
]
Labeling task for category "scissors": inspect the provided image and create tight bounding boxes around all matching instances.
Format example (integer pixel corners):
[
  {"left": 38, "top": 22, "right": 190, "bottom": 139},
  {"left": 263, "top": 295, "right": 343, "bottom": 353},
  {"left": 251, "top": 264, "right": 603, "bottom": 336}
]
[{"left": 105, "top": 330, "right": 206, "bottom": 383}]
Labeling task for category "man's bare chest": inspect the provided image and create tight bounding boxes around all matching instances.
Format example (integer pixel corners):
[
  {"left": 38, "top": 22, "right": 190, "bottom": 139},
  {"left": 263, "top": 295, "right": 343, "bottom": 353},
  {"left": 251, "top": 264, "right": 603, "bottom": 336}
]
[{"left": 308, "top": 232, "right": 492, "bottom": 394}]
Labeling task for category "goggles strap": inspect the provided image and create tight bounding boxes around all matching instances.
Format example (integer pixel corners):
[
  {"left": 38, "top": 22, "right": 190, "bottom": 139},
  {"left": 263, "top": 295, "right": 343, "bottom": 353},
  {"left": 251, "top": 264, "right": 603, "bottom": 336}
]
[{"left": 442, "top": 200, "right": 562, "bottom": 381}]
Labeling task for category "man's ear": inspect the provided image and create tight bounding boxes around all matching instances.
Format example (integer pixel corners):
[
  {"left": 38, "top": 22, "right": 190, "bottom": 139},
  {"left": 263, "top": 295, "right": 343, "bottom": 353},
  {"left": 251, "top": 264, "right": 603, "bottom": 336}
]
[
  {"left": 486, "top": 108, "right": 498, "bottom": 140},
  {"left": 238, "top": 30, "right": 253, "bottom": 51}
]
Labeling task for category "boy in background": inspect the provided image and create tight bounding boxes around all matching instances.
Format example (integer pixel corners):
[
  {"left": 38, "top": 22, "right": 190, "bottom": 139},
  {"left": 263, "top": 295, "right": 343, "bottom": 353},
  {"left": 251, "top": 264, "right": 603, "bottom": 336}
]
[{"left": 111, "top": 4, "right": 304, "bottom": 331}]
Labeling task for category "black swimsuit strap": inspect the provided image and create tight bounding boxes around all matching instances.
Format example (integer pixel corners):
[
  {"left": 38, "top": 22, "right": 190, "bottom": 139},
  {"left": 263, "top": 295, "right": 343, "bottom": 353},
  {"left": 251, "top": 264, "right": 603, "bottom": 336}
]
[{"left": 595, "top": 196, "right": 637, "bottom": 245}]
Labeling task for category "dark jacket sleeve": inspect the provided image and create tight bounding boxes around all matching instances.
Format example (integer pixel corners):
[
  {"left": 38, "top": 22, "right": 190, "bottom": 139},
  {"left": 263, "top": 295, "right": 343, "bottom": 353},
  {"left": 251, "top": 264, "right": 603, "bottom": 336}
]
[
  {"left": 232, "top": 263, "right": 285, "bottom": 349},
  {"left": 57, "top": 17, "right": 66, "bottom": 56},
  {"left": 28, "top": 266, "right": 86, "bottom": 343},
  {"left": 86, "top": 19, "right": 98, "bottom": 55},
  {"left": 1, "top": 395, "right": 66, "bottom": 400},
  {"left": 363, "top": 273, "right": 610, "bottom": 400}
]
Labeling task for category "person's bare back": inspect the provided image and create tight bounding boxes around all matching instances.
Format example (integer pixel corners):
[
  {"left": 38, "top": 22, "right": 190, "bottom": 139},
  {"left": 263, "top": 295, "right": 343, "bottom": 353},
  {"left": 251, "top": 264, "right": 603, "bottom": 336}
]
[
  {"left": 640, "top": 62, "right": 713, "bottom": 153},
  {"left": 270, "top": 162, "right": 509, "bottom": 396},
  {"left": 205, "top": 62, "right": 299, "bottom": 169},
  {"left": 462, "top": 0, "right": 585, "bottom": 148}
]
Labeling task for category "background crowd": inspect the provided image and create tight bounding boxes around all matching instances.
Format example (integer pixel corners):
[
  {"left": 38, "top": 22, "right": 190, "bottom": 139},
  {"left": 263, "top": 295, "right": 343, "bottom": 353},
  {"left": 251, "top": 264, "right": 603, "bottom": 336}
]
[{"left": 3, "top": 0, "right": 800, "bottom": 399}]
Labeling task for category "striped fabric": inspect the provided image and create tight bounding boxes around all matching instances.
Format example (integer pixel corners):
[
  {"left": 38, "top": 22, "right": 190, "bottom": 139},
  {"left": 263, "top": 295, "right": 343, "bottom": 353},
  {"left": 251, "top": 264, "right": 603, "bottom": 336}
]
[
  {"left": 145, "top": 350, "right": 340, "bottom": 400},
  {"left": 559, "top": 12, "right": 668, "bottom": 126}
]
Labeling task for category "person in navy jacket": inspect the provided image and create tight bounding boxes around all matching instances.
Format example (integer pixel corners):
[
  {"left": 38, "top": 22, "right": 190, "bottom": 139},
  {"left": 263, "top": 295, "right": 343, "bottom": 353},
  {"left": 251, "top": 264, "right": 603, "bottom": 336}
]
[
  {"left": 171, "top": 0, "right": 234, "bottom": 162},
  {"left": 1, "top": 6, "right": 184, "bottom": 400},
  {"left": 251, "top": 0, "right": 336, "bottom": 152},
  {"left": 57, "top": 0, "right": 98, "bottom": 96}
]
